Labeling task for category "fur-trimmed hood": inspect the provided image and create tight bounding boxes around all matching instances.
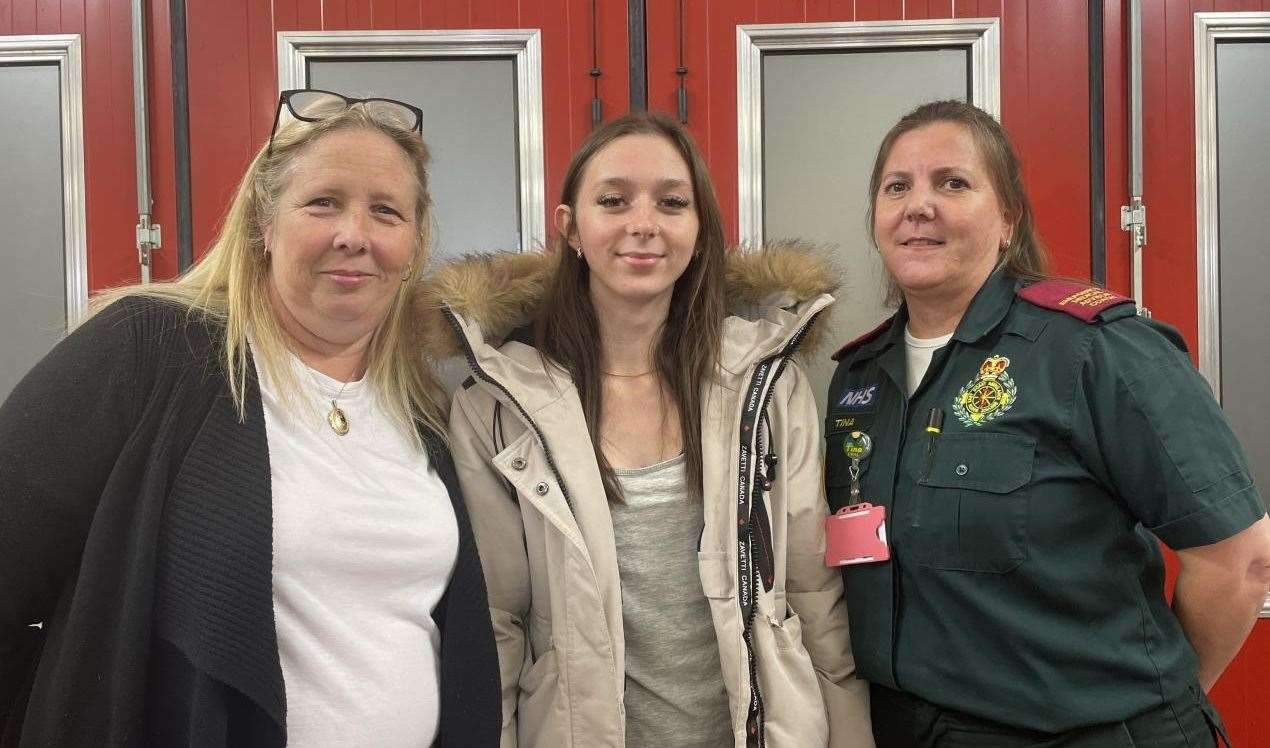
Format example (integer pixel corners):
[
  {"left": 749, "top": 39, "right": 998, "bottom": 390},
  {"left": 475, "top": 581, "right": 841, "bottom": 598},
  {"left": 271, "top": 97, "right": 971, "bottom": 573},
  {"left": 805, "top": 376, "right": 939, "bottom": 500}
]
[{"left": 413, "top": 242, "right": 838, "bottom": 369}]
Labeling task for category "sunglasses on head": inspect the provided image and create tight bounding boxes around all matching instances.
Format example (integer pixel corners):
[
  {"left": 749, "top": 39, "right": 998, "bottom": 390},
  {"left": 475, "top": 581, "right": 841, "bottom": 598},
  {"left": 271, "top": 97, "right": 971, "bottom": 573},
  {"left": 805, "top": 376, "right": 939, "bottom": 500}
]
[{"left": 266, "top": 88, "right": 424, "bottom": 154}]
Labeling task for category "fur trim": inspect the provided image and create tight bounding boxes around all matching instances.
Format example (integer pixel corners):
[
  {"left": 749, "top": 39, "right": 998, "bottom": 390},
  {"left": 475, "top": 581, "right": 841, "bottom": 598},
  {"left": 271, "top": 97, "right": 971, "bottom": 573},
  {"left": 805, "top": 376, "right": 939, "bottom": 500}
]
[{"left": 415, "top": 242, "right": 839, "bottom": 359}]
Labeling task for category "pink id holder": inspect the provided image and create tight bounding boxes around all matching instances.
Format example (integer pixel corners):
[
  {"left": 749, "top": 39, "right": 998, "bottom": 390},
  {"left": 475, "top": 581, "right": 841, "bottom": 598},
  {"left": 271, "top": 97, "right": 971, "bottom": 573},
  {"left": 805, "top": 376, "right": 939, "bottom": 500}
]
[{"left": 824, "top": 502, "right": 890, "bottom": 566}]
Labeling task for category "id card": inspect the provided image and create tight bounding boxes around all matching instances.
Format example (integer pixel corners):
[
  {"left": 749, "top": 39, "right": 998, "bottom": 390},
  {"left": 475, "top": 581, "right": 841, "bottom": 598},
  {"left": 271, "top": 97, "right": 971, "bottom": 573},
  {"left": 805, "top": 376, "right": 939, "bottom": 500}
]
[{"left": 824, "top": 502, "right": 889, "bottom": 566}]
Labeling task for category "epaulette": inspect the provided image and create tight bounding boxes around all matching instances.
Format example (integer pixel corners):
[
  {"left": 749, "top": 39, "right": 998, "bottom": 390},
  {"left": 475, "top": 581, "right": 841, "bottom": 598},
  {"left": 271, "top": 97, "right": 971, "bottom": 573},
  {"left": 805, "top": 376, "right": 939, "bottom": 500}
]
[
  {"left": 1017, "top": 280, "right": 1134, "bottom": 323},
  {"left": 831, "top": 317, "right": 894, "bottom": 362}
]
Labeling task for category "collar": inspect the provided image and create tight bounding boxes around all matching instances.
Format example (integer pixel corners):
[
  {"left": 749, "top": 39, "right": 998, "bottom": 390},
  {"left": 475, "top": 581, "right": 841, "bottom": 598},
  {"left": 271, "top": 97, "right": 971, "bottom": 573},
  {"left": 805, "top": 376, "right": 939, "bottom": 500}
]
[{"left": 949, "top": 270, "right": 1022, "bottom": 344}]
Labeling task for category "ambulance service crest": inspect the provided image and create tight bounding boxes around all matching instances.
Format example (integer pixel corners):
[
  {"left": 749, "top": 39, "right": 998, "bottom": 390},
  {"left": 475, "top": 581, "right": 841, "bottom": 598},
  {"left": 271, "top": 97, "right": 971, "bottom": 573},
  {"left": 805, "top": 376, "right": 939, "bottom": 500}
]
[{"left": 952, "top": 355, "right": 1018, "bottom": 427}]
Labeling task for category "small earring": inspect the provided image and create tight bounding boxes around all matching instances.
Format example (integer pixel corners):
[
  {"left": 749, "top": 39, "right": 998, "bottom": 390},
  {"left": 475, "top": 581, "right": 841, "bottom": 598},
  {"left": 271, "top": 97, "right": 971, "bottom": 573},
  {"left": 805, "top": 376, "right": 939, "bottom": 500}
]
[
  {"left": 1001, "top": 238, "right": 1012, "bottom": 250},
  {"left": 574, "top": 245, "right": 582, "bottom": 259}
]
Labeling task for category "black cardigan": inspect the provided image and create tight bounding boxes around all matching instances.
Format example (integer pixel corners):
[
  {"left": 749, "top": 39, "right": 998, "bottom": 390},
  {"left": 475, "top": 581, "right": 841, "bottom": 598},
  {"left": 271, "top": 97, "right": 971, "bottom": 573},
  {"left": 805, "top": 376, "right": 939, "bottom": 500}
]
[{"left": 0, "top": 298, "right": 500, "bottom": 746}]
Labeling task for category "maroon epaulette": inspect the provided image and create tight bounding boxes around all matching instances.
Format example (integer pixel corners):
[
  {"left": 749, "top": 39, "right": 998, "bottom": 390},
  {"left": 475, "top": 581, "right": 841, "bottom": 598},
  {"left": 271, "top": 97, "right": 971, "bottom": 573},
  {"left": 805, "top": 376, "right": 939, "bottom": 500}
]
[
  {"left": 1017, "top": 280, "right": 1134, "bottom": 323},
  {"left": 831, "top": 317, "right": 894, "bottom": 362}
]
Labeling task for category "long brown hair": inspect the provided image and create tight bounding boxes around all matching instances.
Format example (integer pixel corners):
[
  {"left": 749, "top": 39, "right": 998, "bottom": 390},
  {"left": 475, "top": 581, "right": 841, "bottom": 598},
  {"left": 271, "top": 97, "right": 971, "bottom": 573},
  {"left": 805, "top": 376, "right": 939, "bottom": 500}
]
[
  {"left": 866, "top": 100, "right": 1050, "bottom": 305},
  {"left": 536, "top": 112, "right": 727, "bottom": 502}
]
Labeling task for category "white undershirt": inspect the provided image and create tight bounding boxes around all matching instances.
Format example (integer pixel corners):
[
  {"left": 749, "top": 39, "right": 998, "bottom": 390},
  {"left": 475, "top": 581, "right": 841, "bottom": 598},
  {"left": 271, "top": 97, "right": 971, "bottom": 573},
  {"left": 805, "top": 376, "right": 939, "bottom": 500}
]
[
  {"left": 257, "top": 349, "right": 458, "bottom": 747},
  {"left": 904, "top": 327, "right": 953, "bottom": 396}
]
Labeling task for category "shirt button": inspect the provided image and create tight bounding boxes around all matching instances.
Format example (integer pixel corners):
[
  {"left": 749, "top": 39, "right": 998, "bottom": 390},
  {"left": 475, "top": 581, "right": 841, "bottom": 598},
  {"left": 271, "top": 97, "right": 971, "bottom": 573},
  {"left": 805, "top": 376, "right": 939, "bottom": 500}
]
[
  {"left": 510, "top": 456, "right": 527, "bottom": 471},
  {"left": 955, "top": 464, "right": 969, "bottom": 476},
  {"left": 535, "top": 481, "right": 550, "bottom": 496}
]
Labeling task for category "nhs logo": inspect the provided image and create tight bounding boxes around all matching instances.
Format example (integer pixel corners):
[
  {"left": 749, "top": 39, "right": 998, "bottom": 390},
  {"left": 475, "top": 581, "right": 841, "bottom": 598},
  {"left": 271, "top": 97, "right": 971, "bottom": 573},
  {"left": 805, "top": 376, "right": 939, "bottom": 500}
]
[{"left": 837, "top": 384, "right": 878, "bottom": 411}]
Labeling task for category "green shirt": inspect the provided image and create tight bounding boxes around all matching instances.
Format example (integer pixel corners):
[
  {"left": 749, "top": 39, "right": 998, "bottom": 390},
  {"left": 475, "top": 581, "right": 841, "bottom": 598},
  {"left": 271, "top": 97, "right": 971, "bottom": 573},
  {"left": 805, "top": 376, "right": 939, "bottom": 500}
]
[{"left": 824, "top": 271, "right": 1264, "bottom": 732}]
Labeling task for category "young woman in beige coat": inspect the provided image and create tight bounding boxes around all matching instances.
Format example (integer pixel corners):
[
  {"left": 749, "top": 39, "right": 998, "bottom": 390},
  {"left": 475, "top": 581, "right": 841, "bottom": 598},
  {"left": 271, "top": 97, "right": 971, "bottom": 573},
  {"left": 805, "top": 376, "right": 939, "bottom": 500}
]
[{"left": 424, "top": 113, "right": 872, "bottom": 747}]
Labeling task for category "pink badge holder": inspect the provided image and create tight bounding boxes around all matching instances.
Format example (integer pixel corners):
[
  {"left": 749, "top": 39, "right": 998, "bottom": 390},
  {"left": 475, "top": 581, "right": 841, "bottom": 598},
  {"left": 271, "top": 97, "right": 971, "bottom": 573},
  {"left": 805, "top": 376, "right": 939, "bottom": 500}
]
[{"left": 824, "top": 502, "right": 890, "bottom": 566}]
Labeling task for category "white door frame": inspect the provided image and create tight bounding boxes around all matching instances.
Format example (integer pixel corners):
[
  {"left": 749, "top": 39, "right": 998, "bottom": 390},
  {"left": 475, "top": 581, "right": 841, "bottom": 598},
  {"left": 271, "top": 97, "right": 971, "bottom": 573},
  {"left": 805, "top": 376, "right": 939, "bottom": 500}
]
[
  {"left": 0, "top": 34, "right": 88, "bottom": 325},
  {"left": 277, "top": 29, "right": 547, "bottom": 251},
  {"left": 1192, "top": 11, "right": 1270, "bottom": 618},
  {"left": 736, "top": 19, "right": 1001, "bottom": 248}
]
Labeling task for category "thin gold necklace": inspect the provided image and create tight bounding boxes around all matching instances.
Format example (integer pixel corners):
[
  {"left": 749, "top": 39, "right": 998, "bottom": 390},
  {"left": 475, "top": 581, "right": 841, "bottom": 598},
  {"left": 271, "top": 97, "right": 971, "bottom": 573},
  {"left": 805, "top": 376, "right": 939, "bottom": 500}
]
[{"left": 601, "top": 369, "right": 653, "bottom": 378}]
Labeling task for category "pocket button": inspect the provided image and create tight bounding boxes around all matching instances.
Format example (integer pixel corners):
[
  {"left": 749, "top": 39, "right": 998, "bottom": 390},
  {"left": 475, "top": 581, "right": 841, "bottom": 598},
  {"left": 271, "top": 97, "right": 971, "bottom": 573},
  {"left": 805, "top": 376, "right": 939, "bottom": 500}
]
[
  {"left": 535, "top": 481, "right": 550, "bottom": 496},
  {"left": 510, "top": 456, "right": 527, "bottom": 471},
  {"left": 955, "top": 464, "right": 969, "bottom": 477}
]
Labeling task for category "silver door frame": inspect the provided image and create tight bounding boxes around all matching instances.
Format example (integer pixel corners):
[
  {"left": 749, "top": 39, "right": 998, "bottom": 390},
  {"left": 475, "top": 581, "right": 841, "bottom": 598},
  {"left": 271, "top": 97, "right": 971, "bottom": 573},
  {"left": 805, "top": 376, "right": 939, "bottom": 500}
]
[
  {"left": 0, "top": 34, "right": 88, "bottom": 326},
  {"left": 1193, "top": 11, "right": 1270, "bottom": 618},
  {"left": 277, "top": 29, "right": 546, "bottom": 252},
  {"left": 736, "top": 19, "right": 1001, "bottom": 248}
]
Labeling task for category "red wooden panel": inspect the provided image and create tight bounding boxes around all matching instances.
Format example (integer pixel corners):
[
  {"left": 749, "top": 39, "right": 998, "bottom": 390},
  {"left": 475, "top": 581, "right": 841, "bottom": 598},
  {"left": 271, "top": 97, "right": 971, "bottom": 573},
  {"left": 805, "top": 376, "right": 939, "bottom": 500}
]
[
  {"left": 955, "top": 0, "right": 978, "bottom": 17},
  {"left": 371, "top": 0, "right": 397, "bottom": 29},
  {"left": 323, "top": 0, "right": 348, "bottom": 29},
  {"left": 861, "top": 0, "right": 904, "bottom": 21},
  {"left": 348, "top": 0, "right": 373, "bottom": 29},
  {"left": 927, "top": 0, "right": 954, "bottom": 19},
  {"left": 470, "top": 0, "right": 517, "bottom": 27},
  {"left": 904, "top": 0, "right": 932, "bottom": 19},
  {"left": 35, "top": 0, "right": 57, "bottom": 33},
  {"left": 273, "top": 0, "right": 298, "bottom": 30},
  {"left": 443, "top": 0, "right": 469, "bottom": 27},
  {"left": 187, "top": 0, "right": 254, "bottom": 258},
  {"left": 1214, "top": 0, "right": 1260, "bottom": 9},
  {"left": 1212, "top": 626, "right": 1270, "bottom": 744},
  {"left": 247, "top": 0, "right": 275, "bottom": 147},
  {"left": 520, "top": 0, "right": 569, "bottom": 211},
  {"left": 394, "top": 0, "right": 420, "bottom": 28},
  {"left": 297, "top": 0, "right": 321, "bottom": 29},
  {"left": 0, "top": 0, "right": 11, "bottom": 35},
  {"left": 59, "top": 0, "right": 81, "bottom": 36},
  {"left": 419, "top": 0, "right": 446, "bottom": 27},
  {"left": 827, "top": 0, "right": 854, "bottom": 21},
  {"left": 1019, "top": 0, "right": 1088, "bottom": 279},
  {"left": 703, "top": 0, "right": 745, "bottom": 240},
  {"left": 976, "top": 0, "right": 1002, "bottom": 18},
  {"left": 855, "top": 0, "right": 883, "bottom": 21},
  {"left": 12, "top": 0, "right": 34, "bottom": 33},
  {"left": 805, "top": 0, "right": 835, "bottom": 22},
  {"left": 755, "top": 0, "right": 804, "bottom": 24}
]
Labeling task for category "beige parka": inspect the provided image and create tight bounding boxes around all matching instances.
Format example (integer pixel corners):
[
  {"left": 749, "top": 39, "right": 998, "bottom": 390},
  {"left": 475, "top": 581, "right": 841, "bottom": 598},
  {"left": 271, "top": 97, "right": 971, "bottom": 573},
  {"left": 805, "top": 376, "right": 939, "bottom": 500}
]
[{"left": 419, "top": 244, "right": 873, "bottom": 748}]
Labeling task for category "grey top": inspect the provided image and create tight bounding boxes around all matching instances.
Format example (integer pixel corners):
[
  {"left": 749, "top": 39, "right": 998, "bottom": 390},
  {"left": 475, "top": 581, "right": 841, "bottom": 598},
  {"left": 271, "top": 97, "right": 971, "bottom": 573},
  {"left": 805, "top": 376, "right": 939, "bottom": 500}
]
[{"left": 611, "top": 454, "right": 733, "bottom": 747}]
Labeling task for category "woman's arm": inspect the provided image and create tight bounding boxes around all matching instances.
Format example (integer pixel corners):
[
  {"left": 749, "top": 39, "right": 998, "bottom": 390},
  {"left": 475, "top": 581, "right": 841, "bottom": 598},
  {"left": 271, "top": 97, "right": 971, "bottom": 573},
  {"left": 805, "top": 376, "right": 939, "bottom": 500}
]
[
  {"left": 1073, "top": 319, "right": 1267, "bottom": 691},
  {"left": 778, "top": 364, "right": 874, "bottom": 748},
  {"left": 1173, "top": 514, "right": 1270, "bottom": 691},
  {"left": 449, "top": 387, "right": 532, "bottom": 748},
  {"left": 0, "top": 301, "right": 142, "bottom": 724}
]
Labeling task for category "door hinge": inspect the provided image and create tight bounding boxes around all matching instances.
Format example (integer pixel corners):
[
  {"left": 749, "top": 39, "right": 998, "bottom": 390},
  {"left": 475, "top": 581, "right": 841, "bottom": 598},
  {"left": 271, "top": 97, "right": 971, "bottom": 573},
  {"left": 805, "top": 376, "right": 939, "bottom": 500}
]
[
  {"left": 1120, "top": 201, "right": 1147, "bottom": 246},
  {"left": 136, "top": 214, "right": 162, "bottom": 276}
]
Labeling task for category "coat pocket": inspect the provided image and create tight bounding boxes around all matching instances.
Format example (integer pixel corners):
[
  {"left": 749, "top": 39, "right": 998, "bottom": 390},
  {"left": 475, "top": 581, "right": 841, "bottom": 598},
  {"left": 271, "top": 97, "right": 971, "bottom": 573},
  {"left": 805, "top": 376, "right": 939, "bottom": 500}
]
[
  {"left": 753, "top": 610, "right": 829, "bottom": 747},
  {"left": 912, "top": 432, "right": 1035, "bottom": 573}
]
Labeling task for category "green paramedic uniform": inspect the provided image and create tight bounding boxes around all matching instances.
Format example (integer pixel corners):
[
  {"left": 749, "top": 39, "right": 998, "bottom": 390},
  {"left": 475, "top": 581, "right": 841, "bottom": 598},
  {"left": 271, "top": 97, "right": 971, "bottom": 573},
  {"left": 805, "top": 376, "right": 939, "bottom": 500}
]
[{"left": 823, "top": 271, "right": 1265, "bottom": 733}]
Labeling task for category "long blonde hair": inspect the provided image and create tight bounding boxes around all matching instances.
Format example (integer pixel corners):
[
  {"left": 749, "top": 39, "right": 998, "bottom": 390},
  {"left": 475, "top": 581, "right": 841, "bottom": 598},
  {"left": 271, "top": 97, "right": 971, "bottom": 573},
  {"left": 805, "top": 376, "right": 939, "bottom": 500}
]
[{"left": 92, "top": 102, "right": 446, "bottom": 444}]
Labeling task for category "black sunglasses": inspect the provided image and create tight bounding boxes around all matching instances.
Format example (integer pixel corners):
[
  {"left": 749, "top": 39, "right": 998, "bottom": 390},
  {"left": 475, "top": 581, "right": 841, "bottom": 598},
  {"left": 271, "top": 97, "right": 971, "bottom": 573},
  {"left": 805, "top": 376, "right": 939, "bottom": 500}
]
[{"left": 267, "top": 88, "right": 424, "bottom": 154}]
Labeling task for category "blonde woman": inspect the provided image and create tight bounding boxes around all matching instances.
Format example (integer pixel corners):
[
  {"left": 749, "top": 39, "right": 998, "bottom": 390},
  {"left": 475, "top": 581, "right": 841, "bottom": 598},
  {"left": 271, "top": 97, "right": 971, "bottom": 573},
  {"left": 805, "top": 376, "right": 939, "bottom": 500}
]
[
  {"left": 427, "top": 112, "right": 872, "bottom": 747},
  {"left": 0, "top": 89, "right": 499, "bottom": 747}
]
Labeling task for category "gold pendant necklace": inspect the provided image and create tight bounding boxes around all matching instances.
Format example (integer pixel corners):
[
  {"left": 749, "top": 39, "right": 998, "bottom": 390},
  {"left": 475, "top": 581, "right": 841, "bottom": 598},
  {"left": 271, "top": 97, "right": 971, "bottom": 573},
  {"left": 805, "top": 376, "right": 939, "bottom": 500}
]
[{"left": 327, "top": 400, "right": 350, "bottom": 436}]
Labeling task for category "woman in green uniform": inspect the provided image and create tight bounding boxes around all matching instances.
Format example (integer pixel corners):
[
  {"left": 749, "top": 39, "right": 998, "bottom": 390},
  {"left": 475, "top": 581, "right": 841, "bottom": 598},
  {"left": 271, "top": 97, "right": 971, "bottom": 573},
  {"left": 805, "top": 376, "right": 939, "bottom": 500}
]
[{"left": 824, "top": 100, "right": 1270, "bottom": 746}]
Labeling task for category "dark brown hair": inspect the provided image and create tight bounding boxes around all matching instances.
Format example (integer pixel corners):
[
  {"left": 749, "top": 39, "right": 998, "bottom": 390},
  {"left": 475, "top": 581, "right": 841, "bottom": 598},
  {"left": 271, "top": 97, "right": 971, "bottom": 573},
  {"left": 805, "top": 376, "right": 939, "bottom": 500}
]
[
  {"left": 867, "top": 100, "right": 1049, "bottom": 305},
  {"left": 536, "top": 111, "right": 727, "bottom": 502}
]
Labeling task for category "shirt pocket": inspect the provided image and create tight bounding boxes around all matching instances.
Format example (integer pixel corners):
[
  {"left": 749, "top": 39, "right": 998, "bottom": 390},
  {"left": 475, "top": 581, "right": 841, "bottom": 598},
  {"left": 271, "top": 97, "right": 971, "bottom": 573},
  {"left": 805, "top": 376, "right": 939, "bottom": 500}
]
[{"left": 912, "top": 432, "right": 1035, "bottom": 573}]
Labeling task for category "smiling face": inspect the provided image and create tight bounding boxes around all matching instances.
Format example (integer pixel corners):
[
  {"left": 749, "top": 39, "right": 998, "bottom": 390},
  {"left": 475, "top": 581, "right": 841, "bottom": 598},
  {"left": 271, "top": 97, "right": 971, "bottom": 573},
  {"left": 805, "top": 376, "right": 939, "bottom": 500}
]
[
  {"left": 264, "top": 128, "right": 419, "bottom": 351},
  {"left": 555, "top": 133, "right": 699, "bottom": 311},
  {"left": 873, "top": 121, "right": 1013, "bottom": 308}
]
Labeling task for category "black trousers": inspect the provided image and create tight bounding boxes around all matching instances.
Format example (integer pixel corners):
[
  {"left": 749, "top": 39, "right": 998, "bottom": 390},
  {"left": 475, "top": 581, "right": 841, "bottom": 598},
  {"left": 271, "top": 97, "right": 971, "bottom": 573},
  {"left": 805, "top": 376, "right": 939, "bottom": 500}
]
[{"left": 870, "top": 684, "right": 1228, "bottom": 748}]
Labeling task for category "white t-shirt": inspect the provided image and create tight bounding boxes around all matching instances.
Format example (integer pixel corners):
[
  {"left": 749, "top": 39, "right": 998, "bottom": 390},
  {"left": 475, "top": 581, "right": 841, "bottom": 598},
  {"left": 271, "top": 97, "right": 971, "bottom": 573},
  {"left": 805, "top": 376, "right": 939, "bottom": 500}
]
[
  {"left": 257, "top": 351, "right": 457, "bottom": 747},
  {"left": 904, "top": 327, "right": 953, "bottom": 396}
]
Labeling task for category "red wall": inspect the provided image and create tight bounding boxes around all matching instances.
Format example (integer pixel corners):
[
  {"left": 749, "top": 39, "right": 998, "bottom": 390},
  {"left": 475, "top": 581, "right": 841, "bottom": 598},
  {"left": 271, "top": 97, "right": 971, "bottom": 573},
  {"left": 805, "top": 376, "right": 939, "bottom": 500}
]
[
  {"left": 645, "top": 0, "right": 1093, "bottom": 280},
  {"left": 178, "top": 0, "right": 630, "bottom": 264},
  {"left": 0, "top": 0, "right": 151, "bottom": 288}
]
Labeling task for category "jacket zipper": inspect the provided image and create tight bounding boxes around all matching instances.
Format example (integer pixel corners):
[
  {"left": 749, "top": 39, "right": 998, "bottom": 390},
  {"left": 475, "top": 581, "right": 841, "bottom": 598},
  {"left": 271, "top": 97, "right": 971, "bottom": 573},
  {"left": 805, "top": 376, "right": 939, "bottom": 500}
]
[
  {"left": 443, "top": 309, "right": 575, "bottom": 514},
  {"left": 737, "top": 310, "right": 821, "bottom": 747}
]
